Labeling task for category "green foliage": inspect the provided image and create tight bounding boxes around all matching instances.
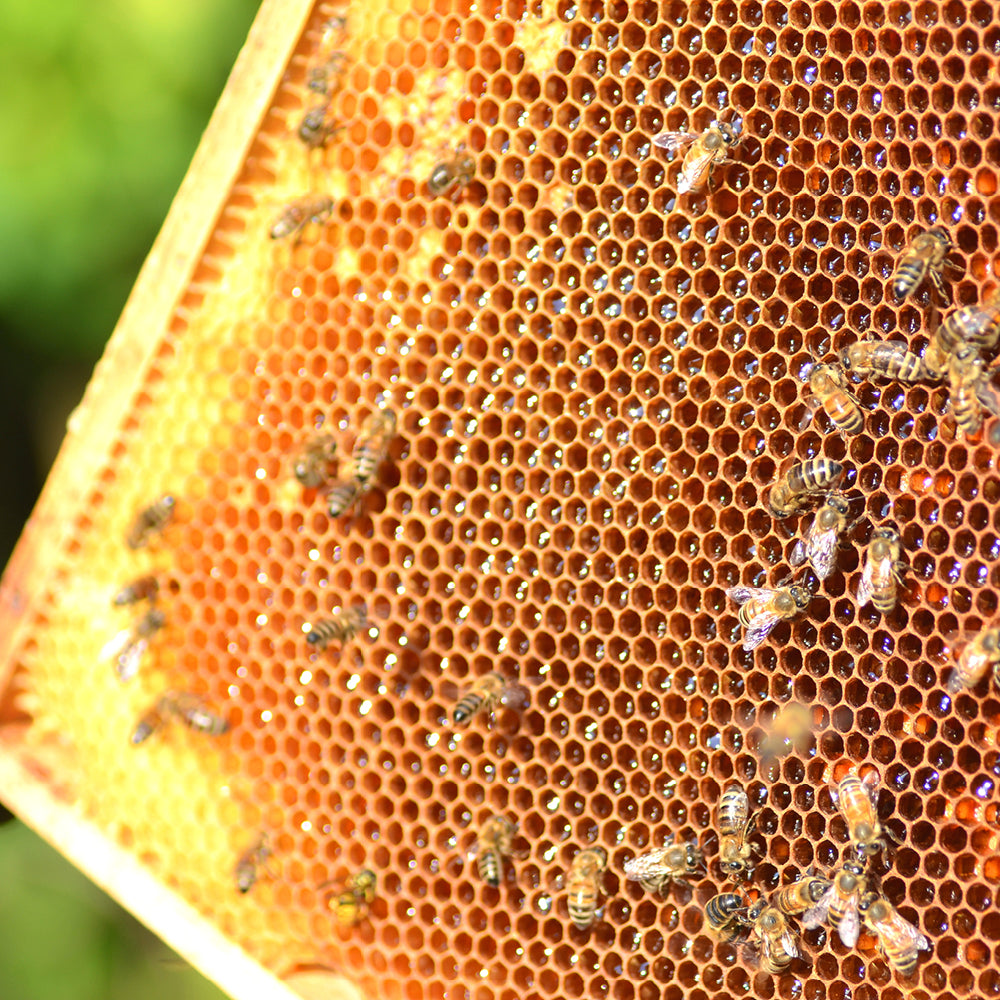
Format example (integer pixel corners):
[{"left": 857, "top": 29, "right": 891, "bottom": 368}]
[
  {"left": 0, "top": 820, "right": 227, "bottom": 1000},
  {"left": 0, "top": 0, "right": 260, "bottom": 358}
]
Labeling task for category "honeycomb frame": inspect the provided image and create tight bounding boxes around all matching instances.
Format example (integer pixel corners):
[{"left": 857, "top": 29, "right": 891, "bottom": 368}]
[{"left": 2, "top": 0, "right": 1000, "bottom": 999}]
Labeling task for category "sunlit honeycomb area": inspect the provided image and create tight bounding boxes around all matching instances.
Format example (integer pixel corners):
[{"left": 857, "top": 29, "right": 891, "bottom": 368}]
[{"left": 4, "top": 1, "right": 1000, "bottom": 1000}]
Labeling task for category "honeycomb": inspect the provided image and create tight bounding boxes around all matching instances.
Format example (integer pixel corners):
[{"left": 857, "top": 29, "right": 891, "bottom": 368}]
[{"left": 3, "top": 0, "right": 1000, "bottom": 999}]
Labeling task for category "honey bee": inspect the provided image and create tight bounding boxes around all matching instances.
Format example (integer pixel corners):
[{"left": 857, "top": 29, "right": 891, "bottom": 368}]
[
  {"left": 307, "top": 15, "right": 348, "bottom": 95},
  {"left": 130, "top": 694, "right": 172, "bottom": 745},
  {"left": 837, "top": 341, "right": 928, "bottom": 384},
  {"left": 924, "top": 292, "right": 1000, "bottom": 377},
  {"left": 653, "top": 118, "right": 744, "bottom": 194},
  {"left": 305, "top": 603, "right": 368, "bottom": 651},
  {"left": 292, "top": 432, "right": 338, "bottom": 488},
  {"left": 948, "top": 343, "right": 1000, "bottom": 439},
  {"left": 835, "top": 771, "right": 891, "bottom": 858},
  {"left": 800, "top": 362, "right": 864, "bottom": 435},
  {"left": 717, "top": 785, "right": 755, "bottom": 878},
  {"left": 452, "top": 670, "right": 528, "bottom": 726},
  {"left": 790, "top": 494, "right": 855, "bottom": 581},
  {"left": 747, "top": 900, "right": 799, "bottom": 974},
  {"left": 857, "top": 526, "right": 905, "bottom": 614},
  {"left": 566, "top": 847, "right": 607, "bottom": 930},
  {"left": 297, "top": 102, "right": 340, "bottom": 148},
  {"left": 427, "top": 150, "right": 476, "bottom": 197},
  {"left": 767, "top": 459, "right": 845, "bottom": 519},
  {"left": 772, "top": 875, "right": 833, "bottom": 917},
  {"left": 705, "top": 892, "right": 749, "bottom": 940},
  {"left": 326, "top": 477, "right": 361, "bottom": 518},
  {"left": 351, "top": 409, "right": 397, "bottom": 487},
  {"left": 802, "top": 859, "right": 867, "bottom": 945},
  {"left": 170, "top": 691, "right": 231, "bottom": 737},
  {"left": 726, "top": 583, "right": 813, "bottom": 652},
  {"left": 270, "top": 195, "right": 335, "bottom": 241},
  {"left": 126, "top": 494, "right": 176, "bottom": 549},
  {"left": 101, "top": 607, "right": 166, "bottom": 682},
  {"left": 112, "top": 573, "right": 160, "bottom": 606},
  {"left": 949, "top": 624, "right": 1000, "bottom": 692},
  {"left": 759, "top": 702, "right": 813, "bottom": 760},
  {"left": 859, "top": 893, "right": 930, "bottom": 976},
  {"left": 623, "top": 841, "right": 704, "bottom": 893},
  {"left": 891, "top": 226, "right": 959, "bottom": 301},
  {"left": 235, "top": 833, "right": 275, "bottom": 894},
  {"left": 473, "top": 815, "right": 516, "bottom": 887},
  {"left": 322, "top": 868, "right": 378, "bottom": 927}
]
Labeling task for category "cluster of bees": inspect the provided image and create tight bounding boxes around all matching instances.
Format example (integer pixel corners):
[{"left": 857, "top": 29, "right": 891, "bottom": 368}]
[
  {"left": 269, "top": 14, "right": 477, "bottom": 244},
  {"left": 693, "top": 776, "right": 930, "bottom": 977},
  {"left": 694, "top": 207, "right": 1000, "bottom": 689}
]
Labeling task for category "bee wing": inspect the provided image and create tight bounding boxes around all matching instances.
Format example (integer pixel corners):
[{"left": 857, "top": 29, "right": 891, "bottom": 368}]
[
  {"left": 802, "top": 885, "right": 835, "bottom": 929},
  {"left": 838, "top": 896, "right": 861, "bottom": 948},
  {"left": 726, "top": 586, "right": 772, "bottom": 606},
  {"left": 742, "top": 609, "right": 785, "bottom": 651},
  {"left": 807, "top": 524, "right": 841, "bottom": 580},
  {"left": 861, "top": 768, "right": 881, "bottom": 808},
  {"left": 789, "top": 539, "right": 808, "bottom": 567},
  {"left": 676, "top": 146, "right": 715, "bottom": 194},
  {"left": 856, "top": 560, "right": 874, "bottom": 607},
  {"left": 100, "top": 628, "right": 132, "bottom": 662},
  {"left": 780, "top": 929, "right": 800, "bottom": 959},
  {"left": 884, "top": 911, "right": 931, "bottom": 952},
  {"left": 115, "top": 638, "right": 148, "bottom": 682},
  {"left": 652, "top": 130, "right": 697, "bottom": 151}
]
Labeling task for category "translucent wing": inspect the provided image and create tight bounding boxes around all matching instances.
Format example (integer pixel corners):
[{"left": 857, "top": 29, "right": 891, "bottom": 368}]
[
  {"left": 860, "top": 769, "right": 881, "bottom": 808},
  {"left": 498, "top": 681, "right": 530, "bottom": 712},
  {"left": 807, "top": 522, "right": 841, "bottom": 580},
  {"left": 780, "top": 929, "right": 800, "bottom": 959},
  {"left": 837, "top": 895, "right": 861, "bottom": 948},
  {"left": 726, "top": 586, "right": 772, "bottom": 605},
  {"left": 652, "top": 130, "right": 697, "bottom": 152},
  {"left": 879, "top": 911, "right": 930, "bottom": 953},
  {"left": 802, "top": 884, "right": 835, "bottom": 929},
  {"left": 790, "top": 539, "right": 808, "bottom": 567},
  {"left": 856, "top": 560, "right": 874, "bottom": 607},
  {"left": 114, "top": 638, "right": 148, "bottom": 682},
  {"left": 676, "top": 146, "right": 715, "bottom": 194},
  {"left": 741, "top": 611, "right": 784, "bottom": 651}
]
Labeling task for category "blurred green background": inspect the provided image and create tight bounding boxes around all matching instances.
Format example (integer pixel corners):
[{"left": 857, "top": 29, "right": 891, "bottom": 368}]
[{"left": 0, "top": 0, "right": 261, "bottom": 996}]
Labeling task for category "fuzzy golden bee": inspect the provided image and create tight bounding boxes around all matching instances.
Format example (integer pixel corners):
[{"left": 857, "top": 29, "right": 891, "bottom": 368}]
[
  {"left": 924, "top": 291, "right": 1000, "bottom": 378},
  {"left": 653, "top": 117, "right": 743, "bottom": 194},
  {"left": 747, "top": 900, "right": 799, "bottom": 974},
  {"left": 235, "top": 833, "right": 275, "bottom": 894},
  {"left": 836, "top": 770, "right": 892, "bottom": 858},
  {"left": 859, "top": 893, "right": 930, "bottom": 977},
  {"left": 802, "top": 857, "right": 869, "bottom": 946},
  {"left": 857, "top": 526, "right": 905, "bottom": 613},
  {"left": 126, "top": 494, "right": 176, "bottom": 549},
  {"left": 306, "top": 15, "right": 348, "bottom": 95},
  {"left": 428, "top": 151, "right": 476, "bottom": 198},
  {"left": 790, "top": 494, "right": 855, "bottom": 581},
  {"left": 726, "top": 583, "right": 813, "bottom": 652},
  {"left": 326, "top": 477, "right": 361, "bottom": 518},
  {"left": 949, "top": 624, "right": 1000, "bottom": 692},
  {"left": 270, "top": 195, "right": 335, "bottom": 242},
  {"left": 305, "top": 603, "right": 368, "bottom": 651},
  {"left": 717, "top": 785, "right": 755, "bottom": 878},
  {"left": 623, "top": 841, "right": 703, "bottom": 893},
  {"left": 473, "top": 815, "right": 517, "bottom": 887},
  {"left": 772, "top": 875, "right": 833, "bottom": 916},
  {"left": 837, "top": 340, "right": 929, "bottom": 384},
  {"left": 452, "top": 670, "right": 528, "bottom": 726},
  {"left": 767, "top": 459, "right": 845, "bottom": 519},
  {"left": 297, "top": 102, "right": 340, "bottom": 148},
  {"left": 292, "top": 431, "right": 338, "bottom": 488},
  {"left": 170, "top": 691, "right": 230, "bottom": 737},
  {"left": 351, "top": 409, "right": 396, "bottom": 487},
  {"left": 566, "top": 847, "right": 607, "bottom": 930},
  {"left": 892, "top": 226, "right": 959, "bottom": 302},
  {"left": 800, "top": 362, "right": 864, "bottom": 435},
  {"left": 705, "top": 892, "right": 749, "bottom": 940},
  {"left": 112, "top": 573, "right": 160, "bottom": 606},
  {"left": 948, "top": 342, "right": 999, "bottom": 439},
  {"left": 322, "top": 869, "right": 378, "bottom": 927},
  {"left": 130, "top": 694, "right": 173, "bottom": 745},
  {"left": 101, "top": 607, "right": 166, "bottom": 682}
]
